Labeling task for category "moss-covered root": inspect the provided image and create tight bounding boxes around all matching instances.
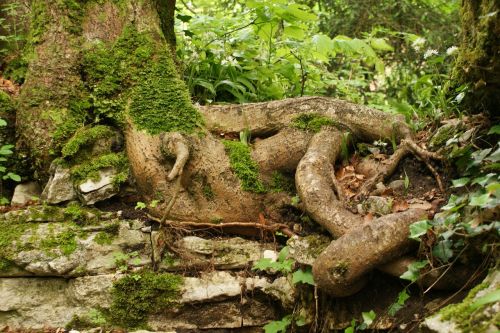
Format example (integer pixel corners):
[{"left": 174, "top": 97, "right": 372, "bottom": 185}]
[
  {"left": 313, "top": 209, "right": 426, "bottom": 297},
  {"left": 295, "top": 128, "right": 363, "bottom": 236}
]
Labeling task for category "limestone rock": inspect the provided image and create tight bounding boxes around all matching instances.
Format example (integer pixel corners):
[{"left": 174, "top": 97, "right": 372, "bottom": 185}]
[
  {"left": 157, "top": 235, "right": 275, "bottom": 270},
  {"left": 42, "top": 164, "right": 77, "bottom": 204},
  {"left": 287, "top": 234, "right": 330, "bottom": 265},
  {"left": 362, "top": 196, "right": 393, "bottom": 216},
  {"left": 77, "top": 167, "right": 119, "bottom": 205},
  {"left": 11, "top": 182, "right": 42, "bottom": 205}
]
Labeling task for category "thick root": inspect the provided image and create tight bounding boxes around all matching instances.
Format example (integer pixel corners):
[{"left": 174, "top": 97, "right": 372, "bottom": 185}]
[
  {"left": 296, "top": 128, "right": 362, "bottom": 236},
  {"left": 312, "top": 209, "right": 427, "bottom": 297}
]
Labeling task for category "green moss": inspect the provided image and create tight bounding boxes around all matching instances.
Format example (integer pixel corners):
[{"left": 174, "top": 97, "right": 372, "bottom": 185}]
[
  {"left": 270, "top": 171, "right": 295, "bottom": 194},
  {"left": 30, "top": 0, "right": 48, "bottom": 44},
  {"left": 203, "top": 184, "right": 215, "bottom": 200},
  {"left": 437, "top": 281, "right": 497, "bottom": 332},
  {"left": 63, "top": 202, "right": 87, "bottom": 221},
  {"left": 0, "top": 220, "right": 35, "bottom": 264},
  {"left": 291, "top": 113, "right": 336, "bottom": 133},
  {"left": 222, "top": 140, "right": 266, "bottom": 193},
  {"left": 66, "top": 308, "right": 109, "bottom": 330},
  {"left": 40, "top": 227, "right": 78, "bottom": 256},
  {"left": 0, "top": 91, "right": 13, "bottom": 115},
  {"left": 82, "top": 25, "right": 204, "bottom": 134},
  {"left": 0, "top": 257, "right": 14, "bottom": 272},
  {"left": 329, "top": 261, "right": 349, "bottom": 278},
  {"left": 62, "top": 125, "right": 116, "bottom": 158},
  {"left": 70, "top": 152, "right": 129, "bottom": 186},
  {"left": 129, "top": 54, "right": 204, "bottom": 134},
  {"left": 94, "top": 231, "right": 114, "bottom": 245},
  {"left": 109, "top": 271, "right": 183, "bottom": 328}
]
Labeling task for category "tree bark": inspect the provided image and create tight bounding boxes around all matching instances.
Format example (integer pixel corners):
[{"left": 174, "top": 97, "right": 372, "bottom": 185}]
[{"left": 452, "top": 0, "right": 500, "bottom": 115}]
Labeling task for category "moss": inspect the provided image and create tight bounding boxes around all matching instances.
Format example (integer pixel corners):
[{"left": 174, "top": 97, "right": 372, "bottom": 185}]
[
  {"left": 94, "top": 231, "right": 114, "bottom": 245},
  {"left": 0, "top": 90, "right": 14, "bottom": 115},
  {"left": 30, "top": 0, "right": 48, "bottom": 44},
  {"left": 0, "top": 257, "right": 14, "bottom": 272},
  {"left": 291, "top": 113, "right": 336, "bottom": 133},
  {"left": 66, "top": 308, "right": 109, "bottom": 330},
  {"left": 222, "top": 140, "right": 266, "bottom": 194},
  {"left": 70, "top": 152, "right": 129, "bottom": 186},
  {"left": 437, "top": 281, "right": 498, "bottom": 332},
  {"left": 270, "top": 171, "right": 295, "bottom": 194},
  {"left": 129, "top": 53, "right": 204, "bottom": 135},
  {"left": 40, "top": 227, "right": 78, "bottom": 256},
  {"left": 329, "top": 261, "right": 349, "bottom": 278},
  {"left": 82, "top": 25, "right": 204, "bottom": 135},
  {"left": 203, "top": 183, "right": 215, "bottom": 200},
  {"left": 62, "top": 125, "right": 115, "bottom": 158},
  {"left": 109, "top": 271, "right": 183, "bottom": 328},
  {"left": 63, "top": 202, "right": 87, "bottom": 221},
  {"left": 0, "top": 220, "right": 35, "bottom": 263}
]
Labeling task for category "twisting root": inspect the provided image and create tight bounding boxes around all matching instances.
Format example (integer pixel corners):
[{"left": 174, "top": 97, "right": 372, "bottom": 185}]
[{"left": 356, "top": 138, "right": 445, "bottom": 199}]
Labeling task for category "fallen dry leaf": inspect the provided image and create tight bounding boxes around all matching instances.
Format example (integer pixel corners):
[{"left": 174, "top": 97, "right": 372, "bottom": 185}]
[
  {"left": 364, "top": 213, "right": 374, "bottom": 223},
  {"left": 392, "top": 200, "right": 409, "bottom": 213}
]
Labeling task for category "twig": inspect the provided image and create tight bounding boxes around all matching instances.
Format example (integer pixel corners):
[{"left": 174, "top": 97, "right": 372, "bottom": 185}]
[{"left": 423, "top": 245, "right": 468, "bottom": 294}]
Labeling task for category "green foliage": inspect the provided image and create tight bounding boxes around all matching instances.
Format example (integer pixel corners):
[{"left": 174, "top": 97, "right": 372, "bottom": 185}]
[
  {"left": 94, "top": 231, "right": 114, "bottom": 245},
  {"left": 291, "top": 113, "right": 336, "bottom": 133},
  {"left": 66, "top": 308, "right": 109, "bottom": 330},
  {"left": 388, "top": 289, "right": 410, "bottom": 316},
  {"left": 252, "top": 246, "right": 294, "bottom": 273},
  {"left": 264, "top": 315, "right": 292, "bottom": 333},
  {"left": 109, "top": 271, "right": 183, "bottom": 328},
  {"left": 223, "top": 140, "right": 266, "bottom": 193},
  {"left": 292, "top": 267, "right": 315, "bottom": 285},
  {"left": 344, "top": 310, "right": 376, "bottom": 332},
  {"left": 40, "top": 228, "right": 78, "bottom": 256},
  {"left": 177, "top": 0, "right": 387, "bottom": 104}
]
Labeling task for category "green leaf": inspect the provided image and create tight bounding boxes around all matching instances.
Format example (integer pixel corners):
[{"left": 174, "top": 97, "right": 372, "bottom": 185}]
[
  {"left": 409, "top": 220, "right": 431, "bottom": 240},
  {"left": 278, "top": 246, "right": 289, "bottom": 262},
  {"left": 472, "top": 173, "right": 495, "bottom": 186},
  {"left": 311, "top": 34, "right": 333, "bottom": 55},
  {"left": 362, "top": 310, "right": 376, "bottom": 326},
  {"left": 469, "top": 193, "right": 491, "bottom": 207},
  {"left": 488, "top": 125, "right": 500, "bottom": 135},
  {"left": 264, "top": 315, "right": 292, "bottom": 333},
  {"left": 470, "top": 289, "right": 500, "bottom": 310},
  {"left": 252, "top": 258, "right": 275, "bottom": 271},
  {"left": 135, "top": 202, "right": 146, "bottom": 210},
  {"left": 400, "top": 260, "right": 428, "bottom": 282},
  {"left": 0, "top": 119, "right": 7, "bottom": 127},
  {"left": 283, "top": 25, "right": 305, "bottom": 39},
  {"left": 370, "top": 38, "right": 394, "bottom": 52},
  {"left": 432, "top": 240, "right": 453, "bottom": 262},
  {"left": 176, "top": 14, "right": 192, "bottom": 22},
  {"left": 452, "top": 177, "right": 470, "bottom": 187},
  {"left": 388, "top": 289, "right": 410, "bottom": 316},
  {"left": 292, "top": 268, "right": 315, "bottom": 285},
  {"left": 486, "top": 147, "right": 500, "bottom": 163},
  {"left": 6, "top": 172, "right": 20, "bottom": 182}
]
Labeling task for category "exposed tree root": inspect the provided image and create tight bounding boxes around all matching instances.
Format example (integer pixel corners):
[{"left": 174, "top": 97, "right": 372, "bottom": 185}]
[
  {"left": 149, "top": 214, "right": 295, "bottom": 238},
  {"left": 312, "top": 209, "right": 426, "bottom": 297}
]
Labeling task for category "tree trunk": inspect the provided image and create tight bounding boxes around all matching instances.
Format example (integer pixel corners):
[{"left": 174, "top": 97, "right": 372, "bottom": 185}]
[
  {"left": 452, "top": 0, "right": 500, "bottom": 114},
  {"left": 13, "top": 0, "right": 464, "bottom": 298}
]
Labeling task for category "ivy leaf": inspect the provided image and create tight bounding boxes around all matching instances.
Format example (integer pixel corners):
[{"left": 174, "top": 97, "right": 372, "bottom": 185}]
[
  {"left": 292, "top": 268, "right": 315, "bottom": 285},
  {"left": 388, "top": 289, "right": 410, "bottom": 316},
  {"left": 486, "top": 147, "right": 500, "bottom": 163},
  {"left": 0, "top": 118, "right": 7, "bottom": 127},
  {"left": 432, "top": 240, "right": 453, "bottom": 262},
  {"left": 400, "top": 260, "right": 428, "bottom": 282},
  {"left": 264, "top": 315, "right": 292, "bottom": 333},
  {"left": 362, "top": 310, "right": 376, "bottom": 327},
  {"left": 5, "top": 172, "right": 20, "bottom": 182},
  {"left": 452, "top": 177, "right": 470, "bottom": 187},
  {"left": 471, "top": 173, "right": 495, "bottom": 186},
  {"left": 409, "top": 220, "right": 431, "bottom": 240},
  {"left": 469, "top": 193, "right": 491, "bottom": 207},
  {"left": 487, "top": 125, "right": 500, "bottom": 135}
]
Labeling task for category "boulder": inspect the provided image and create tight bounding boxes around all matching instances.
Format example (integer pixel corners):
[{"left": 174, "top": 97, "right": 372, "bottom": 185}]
[
  {"left": 11, "top": 182, "right": 42, "bottom": 205},
  {"left": 77, "top": 167, "right": 119, "bottom": 205},
  {"left": 41, "top": 164, "right": 77, "bottom": 204}
]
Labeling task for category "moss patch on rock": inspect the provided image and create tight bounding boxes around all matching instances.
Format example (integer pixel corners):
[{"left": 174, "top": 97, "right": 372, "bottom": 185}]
[
  {"left": 291, "top": 113, "right": 336, "bottom": 133},
  {"left": 109, "top": 271, "right": 183, "bottom": 328},
  {"left": 62, "top": 125, "right": 116, "bottom": 158},
  {"left": 222, "top": 140, "right": 266, "bottom": 193}
]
